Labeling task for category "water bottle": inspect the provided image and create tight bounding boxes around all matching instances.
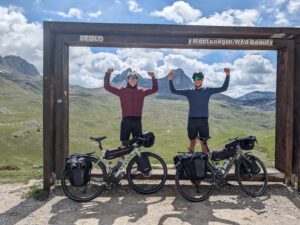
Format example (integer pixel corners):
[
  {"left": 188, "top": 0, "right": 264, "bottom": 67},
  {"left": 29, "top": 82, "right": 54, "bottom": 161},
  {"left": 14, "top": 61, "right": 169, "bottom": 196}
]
[
  {"left": 222, "top": 159, "right": 231, "bottom": 172},
  {"left": 116, "top": 157, "right": 124, "bottom": 170}
]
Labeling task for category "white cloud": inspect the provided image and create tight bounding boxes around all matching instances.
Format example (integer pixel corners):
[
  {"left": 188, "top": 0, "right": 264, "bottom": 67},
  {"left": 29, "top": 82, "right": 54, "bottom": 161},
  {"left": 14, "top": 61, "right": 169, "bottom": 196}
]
[
  {"left": 87, "top": 10, "right": 102, "bottom": 18},
  {"left": 68, "top": 47, "right": 276, "bottom": 98},
  {"left": 151, "top": 1, "right": 202, "bottom": 24},
  {"left": 0, "top": 5, "right": 43, "bottom": 73},
  {"left": 226, "top": 54, "right": 276, "bottom": 97},
  {"left": 274, "top": 11, "right": 289, "bottom": 25},
  {"left": 287, "top": 0, "right": 300, "bottom": 14},
  {"left": 189, "top": 9, "right": 260, "bottom": 26},
  {"left": 57, "top": 8, "right": 83, "bottom": 19},
  {"left": 151, "top": 2, "right": 259, "bottom": 26},
  {"left": 127, "top": 0, "right": 143, "bottom": 13}
]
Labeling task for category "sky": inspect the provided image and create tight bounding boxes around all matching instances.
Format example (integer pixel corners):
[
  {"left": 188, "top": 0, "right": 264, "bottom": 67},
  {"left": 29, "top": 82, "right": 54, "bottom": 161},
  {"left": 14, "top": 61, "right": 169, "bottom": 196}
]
[{"left": 0, "top": 0, "right": 299, "bottom": 97}]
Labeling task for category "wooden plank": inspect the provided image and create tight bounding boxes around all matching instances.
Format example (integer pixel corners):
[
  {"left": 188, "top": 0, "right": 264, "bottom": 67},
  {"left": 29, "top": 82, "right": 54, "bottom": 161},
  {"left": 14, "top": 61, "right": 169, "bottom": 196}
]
[
  {"left": 62, "top": 38, "right": 69, "bottom": 176},
  {"left": 129, "top": 168, "right": 285, "bottom": 182},
  {"left": 294, "top": 42, "right": 300, "bottom": 191},
  {"left": 63, "top": 34, "right": 286, "bottom": 50},
  {"left": 275, "top": 42, "right": 295, "bottom": 184},
  {"left": 275, "top": 49, "right": 286, "bottom": 172},
  {"left": 43, "top": 23, "right": 55, "bottom": 191},
  {"left": 54, "top": 35, "right": 68, "bottom": 179},
  {"left": 285, "top": 42, "right": 295, "bottom": 184},
  {"left": 45, "top": 21, "right": 300, "bottom": 39}
]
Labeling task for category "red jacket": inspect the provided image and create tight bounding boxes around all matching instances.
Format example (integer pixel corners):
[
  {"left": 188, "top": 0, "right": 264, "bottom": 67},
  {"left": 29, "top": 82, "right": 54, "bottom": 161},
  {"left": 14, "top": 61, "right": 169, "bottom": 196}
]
[{"left": 104, "top": 72, "right": 158, "bottom": 118}]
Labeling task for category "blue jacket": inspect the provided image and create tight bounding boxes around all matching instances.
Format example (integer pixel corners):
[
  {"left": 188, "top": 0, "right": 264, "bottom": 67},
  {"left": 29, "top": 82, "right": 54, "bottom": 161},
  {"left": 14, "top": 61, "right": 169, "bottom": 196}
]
[{"left": 169, "top": 76, "right": 230, "bottom": 118}]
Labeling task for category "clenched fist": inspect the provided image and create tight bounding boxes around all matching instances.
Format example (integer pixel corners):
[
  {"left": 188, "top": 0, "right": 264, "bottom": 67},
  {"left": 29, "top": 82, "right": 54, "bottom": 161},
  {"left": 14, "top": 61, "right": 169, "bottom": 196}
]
[
  {"left": 147, "top": 72, "right": 155, "bottom": 78},
  {"left": 224, "top": 68, "right": 230, "bottom": 76},
  {"left": 106, "top": 68, "right": 114, "bottom": 75},
  {"left": 168, "top": 70, "right": 175, "bottom": 80}
]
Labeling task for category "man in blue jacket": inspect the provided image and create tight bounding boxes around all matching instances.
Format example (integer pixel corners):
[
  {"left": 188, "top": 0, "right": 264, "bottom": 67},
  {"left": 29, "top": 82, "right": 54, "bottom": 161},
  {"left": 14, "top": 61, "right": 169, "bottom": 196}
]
[{"left": 168, "top": 68, "right": 230, "bottom": 153}]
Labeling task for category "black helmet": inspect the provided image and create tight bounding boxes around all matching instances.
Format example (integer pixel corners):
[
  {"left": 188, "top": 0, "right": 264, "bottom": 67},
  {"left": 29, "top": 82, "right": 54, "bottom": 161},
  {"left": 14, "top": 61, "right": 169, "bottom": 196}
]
[{"left": 192, "top": 71, "right": 204, "bottom": 80}]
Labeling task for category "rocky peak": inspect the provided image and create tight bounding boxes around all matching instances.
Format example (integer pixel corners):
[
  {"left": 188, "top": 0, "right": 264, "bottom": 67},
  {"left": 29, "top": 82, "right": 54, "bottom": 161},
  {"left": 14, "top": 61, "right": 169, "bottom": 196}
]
[{"left": 0, "top": 55, "right": 40, "bottom": 76}]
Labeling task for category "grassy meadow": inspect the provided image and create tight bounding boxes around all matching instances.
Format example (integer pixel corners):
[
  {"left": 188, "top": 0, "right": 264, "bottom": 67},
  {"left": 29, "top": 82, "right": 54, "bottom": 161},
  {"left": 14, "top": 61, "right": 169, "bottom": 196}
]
[{"left": 0, "top": 77, "right": 275, "bottom": 182}]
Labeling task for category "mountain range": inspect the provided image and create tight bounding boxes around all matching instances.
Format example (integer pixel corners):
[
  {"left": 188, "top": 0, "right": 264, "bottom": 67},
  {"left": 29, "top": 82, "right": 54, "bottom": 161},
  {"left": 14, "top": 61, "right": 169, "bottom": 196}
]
[
  {"left": 0, "top": 55, "right": 275, "bottom": 111},
  {"left": 0, "top": 55, "right": 276, "bottom": 172}
]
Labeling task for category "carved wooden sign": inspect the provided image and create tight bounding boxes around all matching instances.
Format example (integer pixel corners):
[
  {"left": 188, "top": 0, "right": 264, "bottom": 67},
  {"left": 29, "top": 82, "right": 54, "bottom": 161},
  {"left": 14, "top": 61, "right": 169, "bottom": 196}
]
[
  {"left": 79, "top": 35, "right": 104, "bottom": 42},
  {"left": 188, "top": 38, "right": 273, "bottom": 47}
]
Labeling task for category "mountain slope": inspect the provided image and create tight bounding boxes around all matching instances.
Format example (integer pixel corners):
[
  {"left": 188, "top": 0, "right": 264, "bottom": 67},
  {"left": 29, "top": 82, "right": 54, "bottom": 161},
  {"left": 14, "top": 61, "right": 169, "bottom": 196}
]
[{"left": 0, "top": 55, "right": 40, "bottom": 76}]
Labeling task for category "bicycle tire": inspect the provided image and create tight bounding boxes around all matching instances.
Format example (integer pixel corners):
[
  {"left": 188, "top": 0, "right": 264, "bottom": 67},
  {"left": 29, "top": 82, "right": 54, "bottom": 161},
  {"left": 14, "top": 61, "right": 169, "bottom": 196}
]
[
  {"left": 236, "top": 154, "right": 268, "bottom": 197},
  {"left": 127, "top": 152, "right": 167, "bottom": 194},
  {"left": 175, "top": 162, "right": 215, "bottom": 202},
  {"left": 61, "top": 156, "right": 107, "bottom": 202}
]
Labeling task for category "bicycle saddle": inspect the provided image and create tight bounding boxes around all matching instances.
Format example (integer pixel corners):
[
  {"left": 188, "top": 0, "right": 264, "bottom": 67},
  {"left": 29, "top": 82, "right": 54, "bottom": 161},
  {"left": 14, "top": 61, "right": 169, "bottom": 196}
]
[{"left": 90, "top": 136, "right": 107, "bottom": 142}]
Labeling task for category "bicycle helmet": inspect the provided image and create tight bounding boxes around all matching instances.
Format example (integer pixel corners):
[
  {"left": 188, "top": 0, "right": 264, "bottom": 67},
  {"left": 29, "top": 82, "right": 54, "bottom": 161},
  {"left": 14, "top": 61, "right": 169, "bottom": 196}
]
[
  {"left": 192, "top": 71, "right": 204, "bottom": 80},
  {"left": 127, "top": 71, "right": 139, "bottom": 80}
]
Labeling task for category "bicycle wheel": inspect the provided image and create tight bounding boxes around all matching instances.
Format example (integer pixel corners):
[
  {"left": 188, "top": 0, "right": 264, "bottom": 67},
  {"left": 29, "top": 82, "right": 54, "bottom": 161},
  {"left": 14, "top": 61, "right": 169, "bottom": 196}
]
[
  {"left": 61, "top": 156, "right": 107, "bottom": 202},
  {"left": 175, "top": 162, "right": 215, "bottom": 202},
  {"left": 127, "top": 152, "right": 167, "bottom": 194},
  {"left": 236, "top": 154, "right": 268, "bottom": 197}
]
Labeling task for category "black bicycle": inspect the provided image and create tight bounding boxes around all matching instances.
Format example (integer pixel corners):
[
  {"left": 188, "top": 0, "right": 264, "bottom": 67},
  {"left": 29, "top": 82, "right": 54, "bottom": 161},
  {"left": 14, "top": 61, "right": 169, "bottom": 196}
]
[
  {"left": 61, "top": 132, "right": 168, "bottom": 202},
  {"left": 174, "top": 136, "right": 268, "bottom": 202}
]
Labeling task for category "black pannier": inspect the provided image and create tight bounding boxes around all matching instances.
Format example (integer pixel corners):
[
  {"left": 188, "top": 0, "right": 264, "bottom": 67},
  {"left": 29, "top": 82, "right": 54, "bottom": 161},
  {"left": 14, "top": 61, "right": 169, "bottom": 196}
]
[
  {"left": 238, "top": 136, "right": 256, "bottom": 150},
  {"left": 140, "top": 132, "right": 155, "bottom": 148},
  {"left": 174, "top": 152, "right": 208, "bottom": 179},
  {"left": 65, "top": 153, "right": 92, "bottom": 187},
  {"left": 104, "top": 146, "right": 133, "bottom": 160},
  {"left": 211, "top": 147, "right": 236, "bottom": 161},
  {"left": 240, "top": 157, "right": 261, "bottom": 175},
  {"left": 136, "top": 154, "right": 152, "bottom": 173}
]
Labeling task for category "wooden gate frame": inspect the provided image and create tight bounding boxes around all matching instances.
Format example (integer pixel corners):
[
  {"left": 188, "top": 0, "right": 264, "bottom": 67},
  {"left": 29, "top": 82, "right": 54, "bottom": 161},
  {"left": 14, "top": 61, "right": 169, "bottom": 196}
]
[{"left": 43, "top": 21, "right": 300, "bottom": 191}]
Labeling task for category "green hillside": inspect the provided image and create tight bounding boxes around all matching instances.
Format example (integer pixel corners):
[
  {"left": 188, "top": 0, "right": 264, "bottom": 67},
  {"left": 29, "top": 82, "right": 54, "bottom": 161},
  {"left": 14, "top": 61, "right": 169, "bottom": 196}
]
[{"left": 0, "top": 75, "right": 275, "bottom": 182}]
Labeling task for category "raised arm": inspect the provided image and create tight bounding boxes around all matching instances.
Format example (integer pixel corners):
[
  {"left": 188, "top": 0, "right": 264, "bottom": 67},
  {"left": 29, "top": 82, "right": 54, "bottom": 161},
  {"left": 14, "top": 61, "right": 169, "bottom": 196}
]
[
  {"left": 208, "top": 68, "right": 230, "bottom": 95},
  {"left": 168, "top": 70, "right": 189, "bottom": 96},
  {"left": 103, "top": 68, "right": 121, "bottom": 96},
  {"left": 142, "top": 72, "right": 158, "bottom": 96}
]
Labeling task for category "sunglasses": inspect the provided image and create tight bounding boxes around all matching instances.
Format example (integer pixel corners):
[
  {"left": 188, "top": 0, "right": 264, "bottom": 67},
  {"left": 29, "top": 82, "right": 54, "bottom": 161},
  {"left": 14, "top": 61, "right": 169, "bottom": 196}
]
[{"left": 128, "top": 77, "right": 138, "bottom": 80}]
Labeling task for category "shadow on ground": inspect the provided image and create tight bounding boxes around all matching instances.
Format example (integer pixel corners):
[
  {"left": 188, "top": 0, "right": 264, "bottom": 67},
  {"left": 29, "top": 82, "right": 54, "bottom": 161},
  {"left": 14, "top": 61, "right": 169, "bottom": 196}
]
[
  {"left": 0, "top": 183, "right": 299, "bottom": 225},
  {"left": 48, "top": 183, "right": 299, "bottom": 225}
]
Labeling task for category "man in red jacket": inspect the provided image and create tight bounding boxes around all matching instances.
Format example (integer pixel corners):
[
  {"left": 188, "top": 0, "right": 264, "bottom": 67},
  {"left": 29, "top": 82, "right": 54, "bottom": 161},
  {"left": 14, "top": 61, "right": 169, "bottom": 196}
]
[{"left": 104, "top": 68, "right": 158, "bottom": 144}]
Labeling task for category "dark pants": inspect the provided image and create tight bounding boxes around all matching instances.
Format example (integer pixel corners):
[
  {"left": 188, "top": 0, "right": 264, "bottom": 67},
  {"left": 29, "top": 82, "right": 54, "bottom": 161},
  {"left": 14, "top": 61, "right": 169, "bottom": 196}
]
[
  {"left": 120, "top": 117, "right": 142, "bottom": 142},
  {"left": 187, "top": 117, "right": 209, "bottom": 140}
]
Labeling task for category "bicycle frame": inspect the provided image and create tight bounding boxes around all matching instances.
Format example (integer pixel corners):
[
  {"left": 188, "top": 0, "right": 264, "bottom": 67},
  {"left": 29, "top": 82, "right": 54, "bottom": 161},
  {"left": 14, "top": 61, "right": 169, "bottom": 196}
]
[
  {"left": 95, "top": 144, "right": 142, "bottom": 179},
  {"left": 209, "top": 145, "right": 246, "bottom": 179}
]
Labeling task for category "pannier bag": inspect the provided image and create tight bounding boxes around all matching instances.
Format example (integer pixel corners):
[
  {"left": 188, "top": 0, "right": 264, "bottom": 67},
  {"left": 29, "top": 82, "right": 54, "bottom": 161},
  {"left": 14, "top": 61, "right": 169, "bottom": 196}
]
[
  {"left": 173, "top": 152, "right": 208, "bottom": 179},
  {"left": 238, "top": 136, "right": 256, "bottom": 150},
  {"left": 225, "top": 136, "right": 257, "bottom": 150},
  {"left": 240, "top": 157, "right": 261, "bottom": 175},
  {"left": 104, "top": 146, "right": 134, "bottom": 160},
  {"left": 65, "top": 153, "right": 92, "bottom": 187},
  {"left": 136, "top": 154, "right": 152, "bottom": 173},
  {"left": 211, "top": 147, "right": 236, "bottom": 161},
  {"left": 140, "top": 132, "right": 155, "bottom": 148}
]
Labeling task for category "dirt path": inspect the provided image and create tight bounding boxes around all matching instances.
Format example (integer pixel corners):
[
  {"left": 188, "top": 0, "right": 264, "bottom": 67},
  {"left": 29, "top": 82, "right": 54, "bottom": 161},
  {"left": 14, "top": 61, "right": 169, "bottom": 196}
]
[{"left": 0, "top": 180, "right": 299, "bottom": 225}]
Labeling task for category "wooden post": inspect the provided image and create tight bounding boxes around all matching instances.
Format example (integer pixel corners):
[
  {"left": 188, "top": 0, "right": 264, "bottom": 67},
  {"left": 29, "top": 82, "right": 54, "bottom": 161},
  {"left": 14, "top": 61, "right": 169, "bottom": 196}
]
[
  {"left": 43, "top": 23, "right": 55, "bottom": 191},
  {"left": 294, "top": 41, "right": 300, "bottom": 191},
  {"left": 275, "top": 42, "right": 295, "bottom": 184},
  {"left": 54, "top": 35, "right": 69, "bottom": 179}
]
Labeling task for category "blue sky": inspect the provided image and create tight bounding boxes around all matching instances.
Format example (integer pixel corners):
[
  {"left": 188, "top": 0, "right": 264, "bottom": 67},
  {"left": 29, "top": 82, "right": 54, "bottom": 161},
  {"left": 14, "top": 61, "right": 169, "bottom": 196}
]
[{"left": 0, "top": 0, "right": 299, "bottom": 96}]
